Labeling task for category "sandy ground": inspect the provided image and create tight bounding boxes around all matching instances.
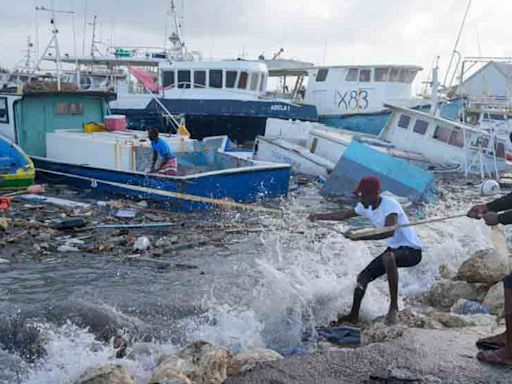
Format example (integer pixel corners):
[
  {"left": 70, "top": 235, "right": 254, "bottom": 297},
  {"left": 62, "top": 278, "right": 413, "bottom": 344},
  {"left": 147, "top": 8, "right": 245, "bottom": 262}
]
[{"left": 226, "top": 326, "right": 512, "bottom": 384}]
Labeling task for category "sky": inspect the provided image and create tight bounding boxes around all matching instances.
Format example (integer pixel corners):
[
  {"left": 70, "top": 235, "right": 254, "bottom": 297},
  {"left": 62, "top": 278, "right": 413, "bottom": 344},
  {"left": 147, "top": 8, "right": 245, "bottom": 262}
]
[{"left": 0, "top": 0, "right": 511, "bottom": 92}]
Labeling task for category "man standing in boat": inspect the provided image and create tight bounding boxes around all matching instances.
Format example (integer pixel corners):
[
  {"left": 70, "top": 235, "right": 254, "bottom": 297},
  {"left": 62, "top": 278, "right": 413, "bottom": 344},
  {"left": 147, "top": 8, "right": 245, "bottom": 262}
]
[
  {"left": 468, "top": 196, "right": 512, "bottom": 367},
  {"left": 309, "top": 176, "right": 423, "bottom": 325},
  {"left": 147, "top": 127, "right": 178, "bottom": 175}
]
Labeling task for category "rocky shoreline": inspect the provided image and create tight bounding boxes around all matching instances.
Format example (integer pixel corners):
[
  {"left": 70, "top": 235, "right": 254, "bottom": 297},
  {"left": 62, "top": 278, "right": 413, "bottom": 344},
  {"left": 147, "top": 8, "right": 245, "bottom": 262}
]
[{"left": 72, "top": 226, "right": 512, "bottom": 383}]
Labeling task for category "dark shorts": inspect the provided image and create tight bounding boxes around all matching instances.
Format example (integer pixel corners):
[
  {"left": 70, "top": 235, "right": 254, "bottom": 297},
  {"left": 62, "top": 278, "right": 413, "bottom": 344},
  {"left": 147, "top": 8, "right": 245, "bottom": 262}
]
[
  {"left": 358, "top": 246, "right": 422, "bottom": 284},
  {"left": 504, "top": 273, "right": 512, "bottom": 289}
]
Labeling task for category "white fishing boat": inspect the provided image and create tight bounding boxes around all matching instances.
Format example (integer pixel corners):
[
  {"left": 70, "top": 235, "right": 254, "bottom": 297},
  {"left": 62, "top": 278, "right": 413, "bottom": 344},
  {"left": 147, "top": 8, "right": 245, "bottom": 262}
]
[
  {"left": 380, "top": 103, "right": 510, "bottom": 177},
  {"left": 253, "top": 119, "right": 432, "bottom": 177},
  {"left": 268, "top": 64, "right": 427, "bottom": 136}
]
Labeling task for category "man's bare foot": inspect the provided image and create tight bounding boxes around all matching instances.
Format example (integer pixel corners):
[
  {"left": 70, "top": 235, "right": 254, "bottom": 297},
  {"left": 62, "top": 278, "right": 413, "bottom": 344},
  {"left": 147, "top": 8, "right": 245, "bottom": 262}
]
[
  {"left": 330, "top": 313, "right": 359, "bottom": 327},
  {"left": 384, "top": 308, "right": 398, "bottom": 326},
  {"left": 476, "top": 332, "right": 507, "bottom": 350},
  {"left": 477, "top": 347, "right": 512, "bottom": 367}
]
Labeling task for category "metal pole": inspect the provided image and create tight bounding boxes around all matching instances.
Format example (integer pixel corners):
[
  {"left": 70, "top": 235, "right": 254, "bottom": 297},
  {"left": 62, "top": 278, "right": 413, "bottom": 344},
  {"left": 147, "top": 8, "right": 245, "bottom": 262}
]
[{"left": 443, "top": 0, "right": 472, "bottom": 87}]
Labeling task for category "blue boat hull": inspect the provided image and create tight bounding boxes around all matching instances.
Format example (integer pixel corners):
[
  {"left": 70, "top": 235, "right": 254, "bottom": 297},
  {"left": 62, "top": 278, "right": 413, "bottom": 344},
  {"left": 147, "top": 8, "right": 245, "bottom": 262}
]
[
  {"left": 319, "top": 99, "right": 464, "bottom": 136},
  {"left": 112, "top": 98, "right": 318, "bottom": 144},
  {"left": 32, "top": 157, "right": 291, "bottom": 212},
  {"left": 321, "top": 141, "right": 436, "bottom": 204}
]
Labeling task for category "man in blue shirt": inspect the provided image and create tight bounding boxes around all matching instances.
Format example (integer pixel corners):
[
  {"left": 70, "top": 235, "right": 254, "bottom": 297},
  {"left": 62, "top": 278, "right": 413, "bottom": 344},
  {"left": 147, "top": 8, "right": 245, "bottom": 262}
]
[{"left": 147, "top": 127, "right": 177, "bottom": 175}]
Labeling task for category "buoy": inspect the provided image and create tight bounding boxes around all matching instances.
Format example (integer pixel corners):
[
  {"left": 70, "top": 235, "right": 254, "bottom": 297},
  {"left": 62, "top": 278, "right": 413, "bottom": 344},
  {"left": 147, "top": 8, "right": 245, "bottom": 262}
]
[{"left": 481, "top": 180, "right": 500, "bottom": 196}]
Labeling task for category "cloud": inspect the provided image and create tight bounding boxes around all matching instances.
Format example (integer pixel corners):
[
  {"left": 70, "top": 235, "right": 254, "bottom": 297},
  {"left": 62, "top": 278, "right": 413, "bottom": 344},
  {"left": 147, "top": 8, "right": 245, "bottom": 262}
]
[{"left": 0, "top": 0, "right": 511, "bottom": 91}]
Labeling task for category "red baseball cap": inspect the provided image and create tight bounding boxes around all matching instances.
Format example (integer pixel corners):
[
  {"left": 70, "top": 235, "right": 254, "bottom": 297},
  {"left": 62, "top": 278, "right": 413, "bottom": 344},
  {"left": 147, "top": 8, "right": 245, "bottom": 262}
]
[{"left": 353, "top": 176, "right": 381, "bottom": 196}]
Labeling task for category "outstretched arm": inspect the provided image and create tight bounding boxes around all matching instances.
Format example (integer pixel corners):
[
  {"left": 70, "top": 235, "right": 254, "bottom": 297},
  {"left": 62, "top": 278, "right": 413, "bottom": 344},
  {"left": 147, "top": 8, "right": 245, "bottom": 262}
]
[
  {"left": 351, "top": 213, "right": 398, "bottom": 241},
  {"left": 468, "top": 192, "right": 512, "bottom": 218},
  {"left": 309, "top": 209, "right": 357, "bottom": 222}
]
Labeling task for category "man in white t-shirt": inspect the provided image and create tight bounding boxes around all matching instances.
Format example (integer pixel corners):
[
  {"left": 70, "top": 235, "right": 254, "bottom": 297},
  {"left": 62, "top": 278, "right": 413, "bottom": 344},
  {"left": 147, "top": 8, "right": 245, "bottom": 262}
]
[{"left": 309, "top": 176, "right": 423, "bottom": 325}]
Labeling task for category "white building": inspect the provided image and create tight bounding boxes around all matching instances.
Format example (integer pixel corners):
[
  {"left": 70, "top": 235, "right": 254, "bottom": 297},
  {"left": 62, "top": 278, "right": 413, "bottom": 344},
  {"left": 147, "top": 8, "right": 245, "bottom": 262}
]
[{"left": 457, "top": 61, "right": 512, "bottom": 99}]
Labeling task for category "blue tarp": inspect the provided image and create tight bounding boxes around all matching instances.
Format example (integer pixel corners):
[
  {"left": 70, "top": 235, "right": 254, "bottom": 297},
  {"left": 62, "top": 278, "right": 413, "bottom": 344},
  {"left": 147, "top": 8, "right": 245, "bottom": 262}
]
[{"left": 320, "top": 141, "right": 436, "bottom": 203}]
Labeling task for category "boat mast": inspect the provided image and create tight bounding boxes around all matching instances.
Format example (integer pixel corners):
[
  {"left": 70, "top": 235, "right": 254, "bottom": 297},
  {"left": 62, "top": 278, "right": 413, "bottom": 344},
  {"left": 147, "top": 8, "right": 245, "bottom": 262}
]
[
  {"left": 443, "top": 0, "right": 472, "bottom": 89},
  {"left": 167, "top": 0, "right": 186, "bottom": 60},
  {"left": 35, "top": 2, "right": 75, "bottom": 91}
]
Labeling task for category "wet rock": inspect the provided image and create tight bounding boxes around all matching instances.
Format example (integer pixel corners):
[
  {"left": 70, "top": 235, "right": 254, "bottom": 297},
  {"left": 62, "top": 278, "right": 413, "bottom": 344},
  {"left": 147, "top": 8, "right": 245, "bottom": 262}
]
[
  {"left": 149, "top": 367, "right": 191, "bottom": 384},
  {"left": 438, "top": 263, "right": 456, "bottom": 280},
  {"left": 482, "top": 282, "right": 505, "bottom": 316},
  {"left": 151, "top": 341, "right": 232, "bottom": 384},
  {"left": 363, "top": 323, "right": 406, "bottom": 345},
  {"left": 425, "top": 280, "right": 488, "bottom": 311},
  {"left": 456, "top": 248, "right": 508, "bottom": 285},
  {"left": 428, "top": 312, "right": 475, "bottom": 328},
  {"left": 227, "top": 348, "right": 282, "bottom": 376},
  {"left": 74, "top": 364, "right": 134, "bottom": 384}
]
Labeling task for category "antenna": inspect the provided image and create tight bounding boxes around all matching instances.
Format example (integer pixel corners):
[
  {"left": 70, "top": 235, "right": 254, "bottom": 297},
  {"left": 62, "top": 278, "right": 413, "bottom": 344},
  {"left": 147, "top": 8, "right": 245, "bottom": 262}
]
[
  {"left": 89, "top": 15, "right": 100, "bottom": 57},
  {"left": 35, "top": 3, "right": 75, "bottom": 91},
  {"left": 443, "top": 0, "right": 472, "bottom": 89}
]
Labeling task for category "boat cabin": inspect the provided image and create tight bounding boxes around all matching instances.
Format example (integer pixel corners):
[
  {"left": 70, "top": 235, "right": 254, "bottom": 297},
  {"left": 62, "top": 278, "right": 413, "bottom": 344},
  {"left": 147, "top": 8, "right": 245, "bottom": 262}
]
[
  {"left": 304, "top": 65, "right": 422, "bottom": 116},
  {"left": 157, "top": 60, "right": 268, "bottom": 100}
]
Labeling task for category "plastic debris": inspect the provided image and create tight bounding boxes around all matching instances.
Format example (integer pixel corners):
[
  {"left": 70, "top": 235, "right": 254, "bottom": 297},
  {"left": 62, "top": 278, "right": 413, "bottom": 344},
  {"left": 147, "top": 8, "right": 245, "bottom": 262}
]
[
  {"left": 0, "top": 218, "right": 8, "bottom": 231},
  {"left": 51, "top": 217, "right": 88, "bottom": 230},
  {"left": 20, "top": 194, "right": 91, "bottom": 209},
  {"left": 450, "top": 299, "right": 490, "bottom": 315},
  {"left": 115, "top": 209, "right": 137, "bottom": 219},
  {"left": 57, "top": 245, "right": 80, "bottom": 252},
  {"left": 481, "top": 180, "right": 500, "bottom": 196},
  {"left": 134, "top": 236, "right": 151, "bottom": 251}
]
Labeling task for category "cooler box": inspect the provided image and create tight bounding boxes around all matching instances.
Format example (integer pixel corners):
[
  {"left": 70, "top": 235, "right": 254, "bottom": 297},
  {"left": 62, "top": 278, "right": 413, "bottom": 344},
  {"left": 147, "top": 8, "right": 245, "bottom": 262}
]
[
  {"left": 83, "top": 122, "right": 105, "bottom": 133},
  {"left": 104, "top": 115, "right": 127, "bottom": 131}
]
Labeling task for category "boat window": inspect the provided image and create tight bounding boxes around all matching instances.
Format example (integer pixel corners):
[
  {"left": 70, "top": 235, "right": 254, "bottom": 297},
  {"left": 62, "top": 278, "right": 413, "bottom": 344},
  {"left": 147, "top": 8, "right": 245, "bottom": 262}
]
[
  {"left": 389, "top": 67, "right": 400, "bottom": 82},
  {"left": 397, "top": 114, "right": 411, "bottom": 129},
  {"left": 209, "top": 70, "right": 223, "bottom": 88},
  {"left": 56, "top": 102, "right": 84, "bottom": 116},
  {"left": 495, "top": 142, "right": 506, "bottom": 158},
  {"left": 359, "top": 69, "right": 371, "bottom": 82},
  {"left": 406, "top": 70, "right": 418, "bottom": 83},
  {"left": 413, "top": 119, "right": 429, "bottom": 134},
  {"left": 0, "top": 97, "right": 7, "bottom": 123},
  {"left": 162, "top": 70, "right": 175, "bottom": 88},
  {"left": 193, "top": 70, "right": 206, "bottom": 88},
  {"left": 375, "top": 68, "right": 389, "bottom": 82},
  {"left": 259, "top": 74, "right": 266, "bottom": 92},
  {"left": 448, "top": 129, "right": 465, "bottom": 147},
  {"left": 249, "top": 72, "right": 259, "bottom": 91},
  {"left": 346, "top": 68, "right": 358, "bottom": 81},
  {"left": 177, "top": 70, "right": 191, "bottom": 89},
  {"left": 433, "top": 125, "right": 451, "bottom": 142},
  {"left": 226, "top": 70, "right": 237, "bottom": 88},
  {"left": 316, "top": 68, "right": 329, "bottom": 82},
  {"left": 238, "top": 71, "right": 248, "bottom": 89},
  {"left": 398, "top": 69, "right": 409, "bottom": 83}
]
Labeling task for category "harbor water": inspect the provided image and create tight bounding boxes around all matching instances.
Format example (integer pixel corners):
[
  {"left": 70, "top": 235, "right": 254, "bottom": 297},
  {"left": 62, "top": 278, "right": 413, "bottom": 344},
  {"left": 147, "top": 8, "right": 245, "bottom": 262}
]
[{"left": 0, "top": 179, "right": 504, "bottom": 383}]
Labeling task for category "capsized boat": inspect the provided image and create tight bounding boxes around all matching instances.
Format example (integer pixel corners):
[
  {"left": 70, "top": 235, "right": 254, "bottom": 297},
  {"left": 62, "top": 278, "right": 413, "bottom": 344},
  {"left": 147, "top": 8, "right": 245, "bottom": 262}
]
[
  {"left": 0, "top": 90, "right": 290, "bottom": 211},
  {"left": 0, "top": 135, "right": 34, "bottom": 190},
  {"left": 380, "top": 103, "right": 511, "bottom": 177}
]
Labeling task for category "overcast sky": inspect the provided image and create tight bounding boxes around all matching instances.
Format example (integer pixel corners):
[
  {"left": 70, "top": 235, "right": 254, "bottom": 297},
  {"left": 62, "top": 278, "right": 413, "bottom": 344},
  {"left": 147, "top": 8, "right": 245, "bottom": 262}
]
[{"left": 1, "top": 0, "right": 511, "bottom": 91}]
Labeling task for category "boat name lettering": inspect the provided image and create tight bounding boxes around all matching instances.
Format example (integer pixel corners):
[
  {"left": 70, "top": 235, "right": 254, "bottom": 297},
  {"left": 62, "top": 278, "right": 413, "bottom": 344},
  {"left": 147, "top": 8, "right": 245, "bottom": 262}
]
[
  {"left": 336, "top": 90, "right": 369, "bottom": 111},
  {"left": 270, "top": 104, "right": 291, "bottom": 112}
]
